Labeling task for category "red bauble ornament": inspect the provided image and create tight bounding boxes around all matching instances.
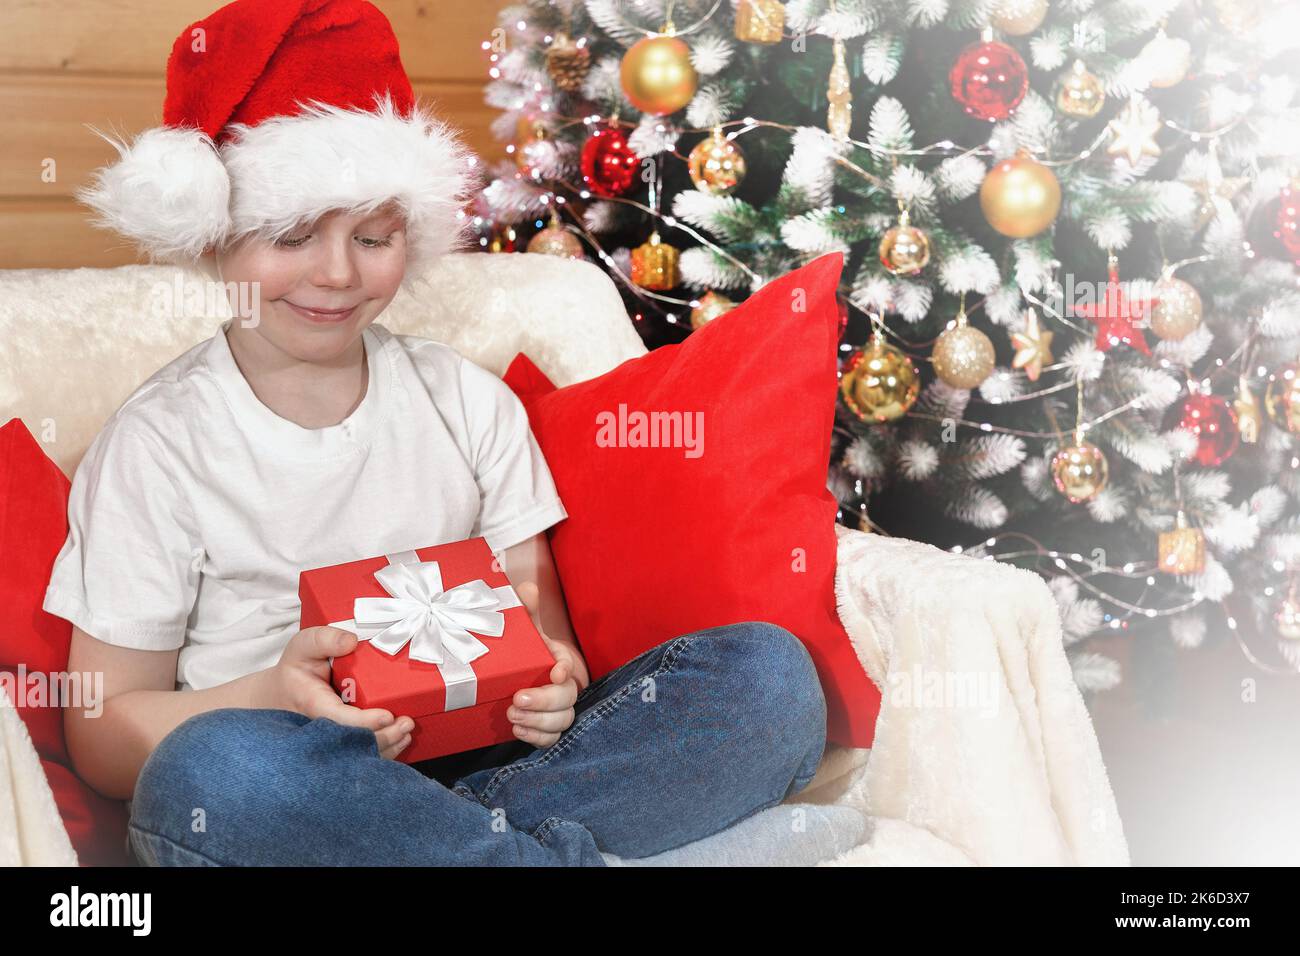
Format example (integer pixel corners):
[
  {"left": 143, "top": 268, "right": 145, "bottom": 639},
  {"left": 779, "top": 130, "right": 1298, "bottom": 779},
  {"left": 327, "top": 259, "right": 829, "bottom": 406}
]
[
  {"left": 580, "top": 123, "right": 639, "bottom": 198},
  {"left": 1274, "top": 182, "right": 1300, "bottom": 264},
  {"left": 836, "top": 295, "right": 849, "bottom": 341},
  {"left": 1168, "top": 393, "right": 1240, "bottom": 466},
  {"left": 1070, "top": 257, "right": 1155, "bottom": 355},
  {"left": 949, "top": 40, "right": 1028, "bottom": 122}
]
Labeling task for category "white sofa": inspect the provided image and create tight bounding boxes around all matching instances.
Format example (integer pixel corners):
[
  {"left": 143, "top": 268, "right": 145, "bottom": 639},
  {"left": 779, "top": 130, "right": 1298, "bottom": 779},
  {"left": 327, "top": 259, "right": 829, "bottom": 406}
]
[{"left": 0, "top": 252, "right": 1129, "bottom": 866}]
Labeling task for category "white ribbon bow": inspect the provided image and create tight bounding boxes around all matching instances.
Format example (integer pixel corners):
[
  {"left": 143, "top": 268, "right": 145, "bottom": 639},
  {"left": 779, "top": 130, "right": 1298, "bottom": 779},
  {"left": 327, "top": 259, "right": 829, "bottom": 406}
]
[{"left": 350, "top": 559, "right": 519, "bottom": 665}]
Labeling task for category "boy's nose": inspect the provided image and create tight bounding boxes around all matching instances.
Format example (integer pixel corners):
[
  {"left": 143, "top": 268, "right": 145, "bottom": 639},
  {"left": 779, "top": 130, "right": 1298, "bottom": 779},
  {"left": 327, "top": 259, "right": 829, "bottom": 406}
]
[{"left": 309, "top": 239, "right": 360, "bottom": 289}]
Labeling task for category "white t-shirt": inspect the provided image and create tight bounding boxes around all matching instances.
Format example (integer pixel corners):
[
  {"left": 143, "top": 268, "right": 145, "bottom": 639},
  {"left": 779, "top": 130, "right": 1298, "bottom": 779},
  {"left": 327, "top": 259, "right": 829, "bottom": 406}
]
[{"left": 42, "top": 319, "right": 568, "bottom": 692}]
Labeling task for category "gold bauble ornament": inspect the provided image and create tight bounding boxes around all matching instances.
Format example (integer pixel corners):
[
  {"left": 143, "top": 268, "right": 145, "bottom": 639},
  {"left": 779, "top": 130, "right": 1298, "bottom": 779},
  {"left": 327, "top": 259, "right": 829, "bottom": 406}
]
[
  {"left": 1234, "top": 374, "right": 1261, "bottom": 445},
  {"left": 979, "top": 149, "right": 1061, "bottom": 238},
  {"left": 630, "top": 230, "right": 680, "bottom": 289},
  {"left": 1051, "top": 433, "right": 1109, "bottom": 503},
  {"left": 991, "top": 0, "right": 1048, "bottom": 36},
  {"left": 734, "top": 0, "right": 785, "bottom": 44},
  {"left": 515, "top": 120, "right": 558, "bottom": 179},
  {"left": 1107, "top": 95, "right": 1162, "bottom": 167},
  {"left": 688, "top": 127, "right": 747, "bottom": 196},
  {"left": 1140, "top": 28, "right": 1191, "bottom": 89},
  {"left": 1149, "top": 276, "right": 1203, "bottom": 341},
  {"left": 690, "top": 290, "right": 735, "bottom": 330},
  {"left": 878, "top": 208, "right": 931, "bottom": 276},
  {"left": 526, "top": 214, "right": 584, "bottom": 258},
  {"left": 840, "top": 330, "right": 921, "bottom": 423},
  {"left": 620, "top": 34, "right": 698, "bottom": 116},
  {"left": 1158, "top": 511, "right": 1206, "bottom": 576},
  {"left": 546, "top": 32, "right": 591, "bottom": 93},
  {"left": 932, "top": 311, "right": 996, "bottom": 390},
  {"left": 1265, "top": 362, "right": 1300, "bottom": 434},
  {"left": 1055, "top": 60, "right": 1106, "bottom": 119},
  {"left": 514, "top": 118, "right": 543, "bottom": 171}
]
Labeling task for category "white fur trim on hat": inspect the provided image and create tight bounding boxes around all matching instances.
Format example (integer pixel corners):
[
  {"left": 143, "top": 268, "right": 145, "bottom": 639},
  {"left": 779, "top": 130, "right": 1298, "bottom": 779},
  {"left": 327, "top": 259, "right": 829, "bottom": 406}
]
[
  {"left": 77, "top": 92, "right": 482, "bottom": 276},
  {"left": 76, "top": 125, "right": 233, "bottom": 262},
  {"left": 220, "top": 92, "right": 481, "bottom": 276}
]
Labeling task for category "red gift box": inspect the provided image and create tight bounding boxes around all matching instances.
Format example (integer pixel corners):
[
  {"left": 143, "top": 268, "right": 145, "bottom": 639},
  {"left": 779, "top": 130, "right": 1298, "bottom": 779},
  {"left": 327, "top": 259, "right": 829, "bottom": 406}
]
[{"left": 298, "top": 537, "right": 555, "bottom": 763}]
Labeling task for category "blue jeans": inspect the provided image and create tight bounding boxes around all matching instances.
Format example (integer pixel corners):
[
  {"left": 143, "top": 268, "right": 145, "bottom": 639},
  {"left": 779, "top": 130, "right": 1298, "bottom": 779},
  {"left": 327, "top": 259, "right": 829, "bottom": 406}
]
[{"left": 127, "top": 621, "right": 828, "bottom": 865}]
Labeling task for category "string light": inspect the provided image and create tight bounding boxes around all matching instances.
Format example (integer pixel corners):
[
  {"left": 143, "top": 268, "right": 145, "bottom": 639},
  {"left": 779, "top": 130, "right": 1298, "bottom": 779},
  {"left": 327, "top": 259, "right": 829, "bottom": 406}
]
[
  {"left": 979, "top": 377, "right": 1079, "bottom": 405},
  {"left": 903, "top": 387, "right": 1150, "bottom": 440},
  {"left": 609, "top": 0, "right": 727, "bottom": 38},
  {"left": 958, "top": 532, "right": 1205, "bottom": 619},
  {"left": 1225, "top": 599, "right": 1300, "bottom": 677}
]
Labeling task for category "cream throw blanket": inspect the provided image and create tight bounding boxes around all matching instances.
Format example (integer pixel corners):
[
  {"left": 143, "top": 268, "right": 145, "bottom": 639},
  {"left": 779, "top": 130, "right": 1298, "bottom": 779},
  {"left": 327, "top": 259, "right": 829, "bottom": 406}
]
[
  {"left": 0, "top": 687, "right": 79, "bottom": 865},
  {"left": 821, "top": 524, "right": 1129, "bottom": 866}
]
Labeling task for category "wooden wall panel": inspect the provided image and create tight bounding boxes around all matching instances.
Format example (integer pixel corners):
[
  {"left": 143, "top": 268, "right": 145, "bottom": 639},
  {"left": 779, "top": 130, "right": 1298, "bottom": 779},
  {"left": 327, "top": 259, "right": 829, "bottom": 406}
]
[{"left": 0, "top": 0, "right": 509, "bottom": 269}]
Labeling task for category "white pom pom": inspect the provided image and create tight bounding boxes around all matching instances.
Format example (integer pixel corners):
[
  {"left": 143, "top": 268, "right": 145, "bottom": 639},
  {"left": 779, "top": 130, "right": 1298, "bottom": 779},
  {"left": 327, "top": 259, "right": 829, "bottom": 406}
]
[
  {"left": 897, "top": 440, "right": 939, "bottom": 480},
  {"left": 1169, "top": 613, "right": 1207, "bottom": 649},
  {"left": 77, "top": 125, "right": 232, "bottom": 262}
]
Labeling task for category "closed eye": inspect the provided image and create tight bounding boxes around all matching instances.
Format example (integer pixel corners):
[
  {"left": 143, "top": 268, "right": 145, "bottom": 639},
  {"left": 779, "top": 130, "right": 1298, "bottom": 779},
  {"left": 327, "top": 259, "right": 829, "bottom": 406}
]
[{"left": 274, "top": 232, "right": 398, "bottom": 249}]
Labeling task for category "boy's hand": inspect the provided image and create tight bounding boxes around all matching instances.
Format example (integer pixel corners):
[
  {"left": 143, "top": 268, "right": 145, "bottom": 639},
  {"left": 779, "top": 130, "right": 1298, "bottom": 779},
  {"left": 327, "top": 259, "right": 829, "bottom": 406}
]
[
  {"left": 261, "top": 625, "right": 415, "bottom": 760},
  {"left": 508, "top": 582, "right": 590, "bottom": 749}
]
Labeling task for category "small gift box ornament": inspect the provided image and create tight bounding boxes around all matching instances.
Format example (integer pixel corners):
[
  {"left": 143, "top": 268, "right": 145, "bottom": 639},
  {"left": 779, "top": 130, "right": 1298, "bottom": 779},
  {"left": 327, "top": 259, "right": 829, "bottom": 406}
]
[
  {"left": 734, "top": 0, "right": 785, "bottom": 45},
  {"left": 1157, "top": 510, "right": 1206, "bottom": 576},
  {"left": 630, "top": 230, "right": 680, "bottom": 290},
  {"left": 298, "top": 537, "right": 555, "bottom": 763}
]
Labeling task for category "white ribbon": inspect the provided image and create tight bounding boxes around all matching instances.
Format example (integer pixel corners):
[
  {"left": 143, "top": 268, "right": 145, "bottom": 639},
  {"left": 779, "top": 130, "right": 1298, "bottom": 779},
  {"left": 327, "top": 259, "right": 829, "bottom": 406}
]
[{"left": 328, "top": 550, "right": 521, "bottom": 710}]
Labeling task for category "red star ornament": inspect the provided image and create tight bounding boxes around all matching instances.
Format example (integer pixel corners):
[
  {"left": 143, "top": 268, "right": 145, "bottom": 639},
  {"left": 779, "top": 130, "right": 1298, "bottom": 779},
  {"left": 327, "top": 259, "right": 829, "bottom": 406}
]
[{"left": 1071, "top": 256, "right": 1156, "bottom": 356}]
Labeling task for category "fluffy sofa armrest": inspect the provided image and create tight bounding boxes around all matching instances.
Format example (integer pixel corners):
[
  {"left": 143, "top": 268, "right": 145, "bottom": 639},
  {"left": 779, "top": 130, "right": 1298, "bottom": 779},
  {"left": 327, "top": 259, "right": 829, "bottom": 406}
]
[
  {"left": 0, "top": 688, "right": 79, "bottom": 865},
  {"left": 831, "top": 523, "right": 1130, "bottom": 865}
]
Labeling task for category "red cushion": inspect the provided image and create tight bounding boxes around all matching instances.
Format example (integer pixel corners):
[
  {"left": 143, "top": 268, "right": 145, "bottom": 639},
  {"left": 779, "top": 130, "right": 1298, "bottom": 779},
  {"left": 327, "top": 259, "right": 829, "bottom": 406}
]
[
  {"left": 38, "top": 760, "right": 131, "bottom": 867},
  {"left": 502, "top": 253, "right": 881, "bottom": 748},
  {"left": 0, "top": 418, "right": 132, "bottom": 865},
  {"left": 0, "top": 419, "right": 73, "bottom": 672}
]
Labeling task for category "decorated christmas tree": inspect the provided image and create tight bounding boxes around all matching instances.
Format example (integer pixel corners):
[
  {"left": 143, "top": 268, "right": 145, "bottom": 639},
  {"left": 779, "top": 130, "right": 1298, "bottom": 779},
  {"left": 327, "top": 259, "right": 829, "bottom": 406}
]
[{"left": 476, "top": 0, "right": 1300, "bottom": 690}]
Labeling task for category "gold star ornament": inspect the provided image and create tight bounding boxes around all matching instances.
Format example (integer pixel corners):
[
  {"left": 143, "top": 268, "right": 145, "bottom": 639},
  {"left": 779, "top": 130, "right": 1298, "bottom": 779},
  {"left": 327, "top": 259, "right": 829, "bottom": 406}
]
[
  {"left": 1107, "top": 94, "right": 1162, "bottom": 167},
  {"left": 1187, "top": 144, "right": 1249, "bottom": 231},
  {"left": 1010, "top": 308, "right": 1054, "bottom": 381}
]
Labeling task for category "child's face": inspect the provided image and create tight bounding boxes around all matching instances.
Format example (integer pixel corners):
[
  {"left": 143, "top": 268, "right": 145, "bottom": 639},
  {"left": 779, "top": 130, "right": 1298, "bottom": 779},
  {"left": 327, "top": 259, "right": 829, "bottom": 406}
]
[{"left": 215, "top": 203, "right": 408, "bottom": 359}]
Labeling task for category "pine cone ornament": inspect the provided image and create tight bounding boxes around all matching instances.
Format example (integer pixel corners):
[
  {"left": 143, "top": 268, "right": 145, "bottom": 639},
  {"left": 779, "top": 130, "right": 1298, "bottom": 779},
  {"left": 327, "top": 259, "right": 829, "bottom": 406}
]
[{"left": 546, "top": 33, "right": 591, "bottom": 93}]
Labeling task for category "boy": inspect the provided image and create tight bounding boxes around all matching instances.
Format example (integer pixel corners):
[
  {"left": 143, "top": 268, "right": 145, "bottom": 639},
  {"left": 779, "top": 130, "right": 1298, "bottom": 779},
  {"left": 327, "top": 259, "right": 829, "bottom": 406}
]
[{"left": 45, "top": 0, "right": 826, "bottom": 865}]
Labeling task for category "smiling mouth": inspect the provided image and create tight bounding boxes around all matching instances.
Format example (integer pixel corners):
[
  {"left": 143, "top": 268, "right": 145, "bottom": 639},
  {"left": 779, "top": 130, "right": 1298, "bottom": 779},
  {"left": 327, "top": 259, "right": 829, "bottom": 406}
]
[{"left": 282, "top": 300, "right": 360, "bottom": 322}]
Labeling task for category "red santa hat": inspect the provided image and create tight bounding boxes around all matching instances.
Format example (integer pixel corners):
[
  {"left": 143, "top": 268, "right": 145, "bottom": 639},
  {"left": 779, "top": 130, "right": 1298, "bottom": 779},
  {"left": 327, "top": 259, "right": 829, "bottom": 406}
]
[{"left": 77, "top": 0, "right": 481, "bottom": 275}]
